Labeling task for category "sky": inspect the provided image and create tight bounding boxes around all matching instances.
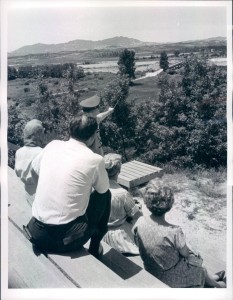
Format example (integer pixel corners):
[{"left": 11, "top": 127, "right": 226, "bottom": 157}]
[{"left": 7, "top": 2, "right": 228, "bottom": 52}]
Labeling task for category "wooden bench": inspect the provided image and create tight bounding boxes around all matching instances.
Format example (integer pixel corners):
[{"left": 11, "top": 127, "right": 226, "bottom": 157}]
[
  {"left": 8, "top": 167, "right": 167, "bottom": 288},
  {"left": 117, "top": 160, "right": 163, "bottom": 189},
  {"left": 84, "top": 240, "right": 167, "bottom": 288},
  {"left": 8, "top": 221, "right": 77, "bottom": 288}
]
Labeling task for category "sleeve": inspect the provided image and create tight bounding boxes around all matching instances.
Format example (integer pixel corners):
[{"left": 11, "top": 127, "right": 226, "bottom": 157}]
[
  {"left": 132, "top": 216, "right": 143, "bottom": 246},
  {"left": 96, "top": 110, "right": 112, "bottom": 123},
  {"left": 31, "top": 149, "right": 44, "bottom": 175},
  {"left": 14, "top": 149, "right": 21, "bottom": 177},
  {"left": 92, "top": 157, "right": 109, "bottom": 193},
  {"left": 124, "top": 192, "right": 140, "bottom": 217},
  {"left": 174, "top": 227, "right": 186, "bottom": 250}
]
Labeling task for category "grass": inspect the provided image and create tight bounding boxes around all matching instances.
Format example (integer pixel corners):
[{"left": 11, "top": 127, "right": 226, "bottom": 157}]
[
  {"left": 8, "top": 72, "right": 117, "bottom": 121},
  {"left": 127, "top": 79, "right": 161, "bottom": 105}
]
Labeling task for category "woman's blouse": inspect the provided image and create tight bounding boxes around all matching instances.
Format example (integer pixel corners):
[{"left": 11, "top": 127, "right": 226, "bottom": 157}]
[
  {"left": 108, "top": 180, "right": 139, "bottom": 227},
  {"left": 133, "top": 216, "right": 186, "bottom": 271}
]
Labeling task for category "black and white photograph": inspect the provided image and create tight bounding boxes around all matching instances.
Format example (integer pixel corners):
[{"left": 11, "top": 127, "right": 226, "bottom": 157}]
[{"left": 1, "top": 1, "right": 232, "bottom": 300}]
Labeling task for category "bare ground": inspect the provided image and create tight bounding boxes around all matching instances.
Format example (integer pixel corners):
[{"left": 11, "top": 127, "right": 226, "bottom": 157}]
[{"left": 136, "top": 171, "right": 227, "bottom": 275}]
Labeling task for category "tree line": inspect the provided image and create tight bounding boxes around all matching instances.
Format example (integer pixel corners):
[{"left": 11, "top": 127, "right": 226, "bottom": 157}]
[{"left": 8, "top": 63, "right": 85, "bottom": 80}]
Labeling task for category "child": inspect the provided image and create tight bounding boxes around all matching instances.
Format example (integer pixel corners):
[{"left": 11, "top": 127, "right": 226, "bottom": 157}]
[
  {"left": 15, "top": 119, "right": 44, "bottom": 206},
  {"left": 80, "top": 95, "right": 114, "bottom": 156}
]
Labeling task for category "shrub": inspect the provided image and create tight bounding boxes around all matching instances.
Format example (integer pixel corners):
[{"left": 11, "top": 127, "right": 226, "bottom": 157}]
[
  {"left": 133, "top": 56, "right": 226, "bottom": 169},
  {"left": 24, "top": 87, "right": 30, "bottom": 92}
]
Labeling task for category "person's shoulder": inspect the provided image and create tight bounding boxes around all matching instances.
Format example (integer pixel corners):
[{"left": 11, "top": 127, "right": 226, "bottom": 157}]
[
  {"left": 90, "top": 152, "right": 105, "bottom": 163},
  {"left": 16, "top": 146, "right": 41, "bottom": 156},
  {"left": 169, "top": 223, "right": 183, "bottom": 233},
  {"left": 45, "top": 140, "right": 64, "bottom": 149},
  {"left": 15, "top": 146, "right": 25, "bottom": 155},
  {"left": 133, "top": 215, "right": 144, "bottom": 229}
]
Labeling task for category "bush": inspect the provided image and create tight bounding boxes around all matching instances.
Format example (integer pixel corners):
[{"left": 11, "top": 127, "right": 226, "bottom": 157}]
[
  {"left": 24, "top": 87, "right": 30, "bottom": 92},
  {"left": 133, "top": 56, "right": 226, "bottom": 169}
]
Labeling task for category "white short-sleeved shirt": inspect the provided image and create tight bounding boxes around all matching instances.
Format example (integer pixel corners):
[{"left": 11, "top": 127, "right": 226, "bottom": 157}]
[
  {"left": 15, "top": 146, "right": 42, "bottom": 205},
  {"left": 31, "top": 138, "right": 109, "bottom": 224},
  {"left": 15, "top": 146, "right": 42, "bottom": 185}
]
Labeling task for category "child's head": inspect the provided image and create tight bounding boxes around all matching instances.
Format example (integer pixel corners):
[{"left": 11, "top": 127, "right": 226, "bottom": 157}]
[
  {"left": 104, "top": 153, "right": 122, "bottom": 179},
  {"left": 23, "top": 119, "right": 44, "bottom": 147},
  {"left": 143, "top": 181, "right": 174, "bottom": 216}
]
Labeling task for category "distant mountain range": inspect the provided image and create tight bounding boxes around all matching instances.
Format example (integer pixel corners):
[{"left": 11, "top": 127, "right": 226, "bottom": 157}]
[{"left": 9, "top": 36, "right": 226, "bottom": 57}]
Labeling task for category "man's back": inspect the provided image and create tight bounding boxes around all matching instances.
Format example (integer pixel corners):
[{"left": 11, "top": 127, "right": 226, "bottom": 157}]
[{"left": 32, "top": 139, "right": 109, "bottom": 224}]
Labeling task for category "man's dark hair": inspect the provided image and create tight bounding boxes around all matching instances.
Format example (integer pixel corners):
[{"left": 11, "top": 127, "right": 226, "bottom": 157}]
[{"left": 69, "top": 114, "right": 98, "bottom": 141}]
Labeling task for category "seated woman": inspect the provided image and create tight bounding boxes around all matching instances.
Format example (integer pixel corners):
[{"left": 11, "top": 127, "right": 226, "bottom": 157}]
[
  {"left": 15, "top": 119, "right": 44, "bottom": 206},
  {"left": 132, "top": 181, "right": 226, "bottom": 288},
  {"left": 103, "top": 153, "right": 142, "bottom": 255}
]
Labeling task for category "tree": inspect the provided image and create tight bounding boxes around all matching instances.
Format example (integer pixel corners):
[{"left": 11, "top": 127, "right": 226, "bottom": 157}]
[
  {"left": 174, "top": 50, "right": 180, "bottom": 57},
  {"left": 8, "top": 66, "right": 18, "bottom": 80},
  {"left": 159, "top": 51, "right": 169, "bottom": 71},
  {"left": 133, "top": 56, "right": 226, "bottom": 168},
  {"left": 117, "top": 48, "right": 136, "bottom": 80},
  {"left": 18, "top": 65, "right": 34, "bottom": 78},
  {"left": 100, "top": 74, "right": 136, "bottom": 160}
]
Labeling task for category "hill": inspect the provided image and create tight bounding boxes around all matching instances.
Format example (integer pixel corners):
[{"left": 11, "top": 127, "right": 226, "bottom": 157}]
[
  {"left": 9, "top": 36, "right": 226, "bottom": 57},
  {"left": 9, "top": 36, "right": 154, "bottom": 56}
]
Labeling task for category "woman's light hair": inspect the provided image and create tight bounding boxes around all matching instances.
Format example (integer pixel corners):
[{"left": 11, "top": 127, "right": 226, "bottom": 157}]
[
  {"left": 104, "top": 153, "right": 122, "bottom": 178},
  {"left": 23, "top": 119, "right": 44, "bottom": 147},
  {"left": 143, "top": 181, "right": 174, "bottom": 216}
]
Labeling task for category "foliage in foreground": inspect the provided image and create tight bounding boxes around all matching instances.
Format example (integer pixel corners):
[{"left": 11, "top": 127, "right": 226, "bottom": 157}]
[{"left": 131, "top": 56, "right": 227, "bottom": 168}]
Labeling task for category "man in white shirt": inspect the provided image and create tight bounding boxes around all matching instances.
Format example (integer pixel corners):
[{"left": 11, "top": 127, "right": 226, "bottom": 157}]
[{"left": 24, "top": 114, "right": 111, "bottom": 257}]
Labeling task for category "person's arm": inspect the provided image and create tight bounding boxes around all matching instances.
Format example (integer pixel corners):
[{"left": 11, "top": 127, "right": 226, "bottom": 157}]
[
  {"left": 124, "top": 193, "right": 142, "bottom": 218},
  {"left": 93, "top": 158, "right": 110, "bottom": 193},
  {"left": 96, "top": 107, "right": 114, "bottom": 123},
  {"left": 31, "top": 149, "right": 44, "bottom": 179},
  {"left": 178, "top": 243, "right": 190, "bottom": 258},
  {"left": 131, "top": 217, "right": 143, "bottom": 246},
  {"left": 175, "top": 227, "right": 191, "bottom": 258}
]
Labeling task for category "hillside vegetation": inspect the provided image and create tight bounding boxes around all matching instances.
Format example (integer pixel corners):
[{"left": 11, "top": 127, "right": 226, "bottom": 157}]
[{"left": 8, "top": 54, "right": 226, "bottom": 171}]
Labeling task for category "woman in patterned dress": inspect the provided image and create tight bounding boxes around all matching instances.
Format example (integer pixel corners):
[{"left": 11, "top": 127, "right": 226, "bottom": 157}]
[{"left": 132, "top": 181, "right": 226, "bottom": 288}]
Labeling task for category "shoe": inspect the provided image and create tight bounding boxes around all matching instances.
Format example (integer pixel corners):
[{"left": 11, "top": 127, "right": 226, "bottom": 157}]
[
  {"left": 88, "top": 243, "right": 103, "bottom": 259},
  {"left": 215, "top": 270, "right": 225, "bottom": 282},
  {"left": 217, "top": 281, "right": 226, "bottom": 288}
]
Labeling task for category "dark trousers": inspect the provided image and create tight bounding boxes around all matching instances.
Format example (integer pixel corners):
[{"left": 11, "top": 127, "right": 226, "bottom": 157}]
[{"left": 26, "top": 190, "right": 111, "bottom": 254}]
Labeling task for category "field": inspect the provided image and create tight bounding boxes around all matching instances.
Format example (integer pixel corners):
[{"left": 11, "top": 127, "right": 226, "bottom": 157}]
[{"left": 8, "top": 65, "right": 176, "bottom": 122}]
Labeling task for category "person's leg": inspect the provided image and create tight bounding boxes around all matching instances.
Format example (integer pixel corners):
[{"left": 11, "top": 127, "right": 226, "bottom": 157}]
[
  {"left": 86, "top": 190, "right": 111, "bottom": 257},
  {"left": 203, "top": 267, "right": 226, "bottom": 288},
  {"left": 26, "top": 215, "right": 91, "bottom": 253},
  {"left": 26, "top": 217, "right": 50, "bottom": 251}
]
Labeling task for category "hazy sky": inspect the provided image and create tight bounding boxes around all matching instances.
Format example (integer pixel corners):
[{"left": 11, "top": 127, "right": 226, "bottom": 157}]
[{"left": 7, "top": 2, "right": 227, "bottom": 52}]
